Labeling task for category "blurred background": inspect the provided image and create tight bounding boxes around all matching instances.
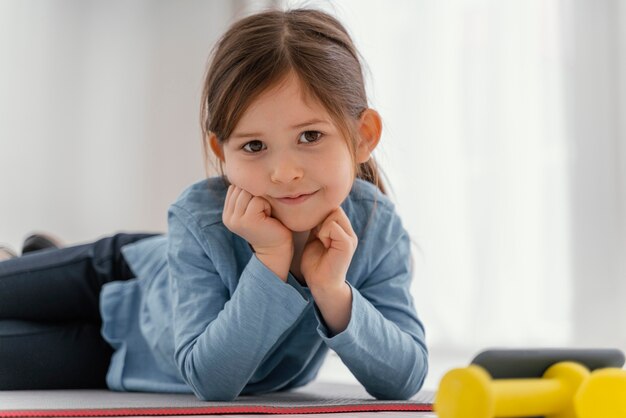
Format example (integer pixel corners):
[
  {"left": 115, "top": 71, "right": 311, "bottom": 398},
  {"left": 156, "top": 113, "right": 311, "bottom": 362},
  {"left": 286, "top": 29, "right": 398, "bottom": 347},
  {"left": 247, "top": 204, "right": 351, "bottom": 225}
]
[{"left": 0, "top": 0, "right": 624, "bottom": 389}]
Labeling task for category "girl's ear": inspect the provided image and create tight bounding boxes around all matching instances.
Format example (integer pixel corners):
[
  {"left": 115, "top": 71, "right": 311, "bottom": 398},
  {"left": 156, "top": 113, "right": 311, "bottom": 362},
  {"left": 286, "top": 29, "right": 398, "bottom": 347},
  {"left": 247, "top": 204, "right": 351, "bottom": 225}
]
[
  {"left": 355, "top": 109, "right": 382, "bottom": 164},
  {"left": 208, "top": 132, "right": 225, "bottom": 161}
]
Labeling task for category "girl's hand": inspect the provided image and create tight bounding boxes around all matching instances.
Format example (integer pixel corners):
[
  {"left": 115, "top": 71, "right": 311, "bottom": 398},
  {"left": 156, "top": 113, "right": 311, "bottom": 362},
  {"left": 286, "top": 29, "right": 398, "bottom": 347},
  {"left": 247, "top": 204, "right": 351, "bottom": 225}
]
[
  {"left": 223, "top": 185, "right": 293, "bottom": 280},
  {"left": 300, "top": 207, "right": 358, "bottom": 293}
]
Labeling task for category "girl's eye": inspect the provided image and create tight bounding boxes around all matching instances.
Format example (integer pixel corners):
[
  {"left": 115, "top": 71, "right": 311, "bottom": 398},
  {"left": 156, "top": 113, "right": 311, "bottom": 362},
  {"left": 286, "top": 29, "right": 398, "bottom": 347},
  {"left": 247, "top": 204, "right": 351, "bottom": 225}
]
[
  {"left": 242, "top": 140, "right": 266, "bottom": 153},
  {"left": 299, "top": 131, "right": 322, "bottom": 144}
]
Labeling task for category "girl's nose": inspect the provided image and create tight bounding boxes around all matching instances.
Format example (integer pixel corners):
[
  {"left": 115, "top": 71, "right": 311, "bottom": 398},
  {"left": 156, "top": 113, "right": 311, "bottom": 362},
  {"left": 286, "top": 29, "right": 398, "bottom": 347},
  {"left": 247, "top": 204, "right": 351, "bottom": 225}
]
[{"left": 270, "top": 156, "right": 304, "bottom": 184}]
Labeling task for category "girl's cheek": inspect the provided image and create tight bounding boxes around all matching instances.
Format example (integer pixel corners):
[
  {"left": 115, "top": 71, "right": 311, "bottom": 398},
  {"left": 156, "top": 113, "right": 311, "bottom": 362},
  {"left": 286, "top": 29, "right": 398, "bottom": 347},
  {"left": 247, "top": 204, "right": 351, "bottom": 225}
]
[
  {"left": 223, "top": 162, "right": 241, "bottom": 187},
  {"left": 224, "top": 164, "right": 260, "bottom": 196}
]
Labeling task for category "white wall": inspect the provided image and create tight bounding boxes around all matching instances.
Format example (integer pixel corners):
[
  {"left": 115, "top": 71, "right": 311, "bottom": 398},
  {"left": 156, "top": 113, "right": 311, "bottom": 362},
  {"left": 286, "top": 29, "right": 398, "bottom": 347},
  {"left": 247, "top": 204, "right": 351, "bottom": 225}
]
[
  {"left": 0, "top": 1, "right": 235, "bottom": 247},
  {"left": 563, "top": 0, "right": 626, "bottom": 348}
]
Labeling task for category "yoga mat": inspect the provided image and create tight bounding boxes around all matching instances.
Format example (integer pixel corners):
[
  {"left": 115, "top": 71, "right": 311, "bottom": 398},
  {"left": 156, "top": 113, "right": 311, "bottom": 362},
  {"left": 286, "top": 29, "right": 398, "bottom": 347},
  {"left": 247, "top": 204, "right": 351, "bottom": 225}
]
[{"left": 0, "top": 382, "right": 434, "bottom": 417}]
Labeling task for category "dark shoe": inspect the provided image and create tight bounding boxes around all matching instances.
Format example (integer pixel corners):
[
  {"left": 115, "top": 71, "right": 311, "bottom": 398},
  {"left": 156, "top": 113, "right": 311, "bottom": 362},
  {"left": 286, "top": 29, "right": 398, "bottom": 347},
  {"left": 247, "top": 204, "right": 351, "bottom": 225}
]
[
  {"left": 0, "top": 244, "right": 18, "bottom": 261},
  {"left": 22, "top": 233, "right": 63, "bottom": 254}
]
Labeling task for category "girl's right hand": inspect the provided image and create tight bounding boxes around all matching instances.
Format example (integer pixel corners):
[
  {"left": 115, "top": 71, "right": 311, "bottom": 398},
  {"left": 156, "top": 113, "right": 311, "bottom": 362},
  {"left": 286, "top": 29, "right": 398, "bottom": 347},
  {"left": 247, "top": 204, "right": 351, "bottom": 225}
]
[{"left": 222, "top": 185, "right": 293, "bottom": 280}]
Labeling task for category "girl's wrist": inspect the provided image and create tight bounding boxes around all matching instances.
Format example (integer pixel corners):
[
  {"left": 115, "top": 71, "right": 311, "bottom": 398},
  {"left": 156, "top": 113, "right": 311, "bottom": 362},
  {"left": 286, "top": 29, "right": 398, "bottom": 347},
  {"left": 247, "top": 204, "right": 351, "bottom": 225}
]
[
  {"left": 255, "top": 248, "right": 293, "bottom": 282},
  {"left": 311, "top": 281, "right": 352, "bottom": 336},
  {"left": 252, "top": 240, "right": 293, "bottom": 257},
  {"left": 309, "top": 279, "right": 347, "bottom": 299}
]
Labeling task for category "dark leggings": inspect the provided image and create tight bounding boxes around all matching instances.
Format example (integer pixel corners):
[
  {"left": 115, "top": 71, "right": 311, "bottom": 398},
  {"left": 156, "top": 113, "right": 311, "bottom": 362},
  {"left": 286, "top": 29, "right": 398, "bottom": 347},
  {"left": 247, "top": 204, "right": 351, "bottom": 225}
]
[{"left": 0, "top": 232, "right": 158, "bottom": 389}]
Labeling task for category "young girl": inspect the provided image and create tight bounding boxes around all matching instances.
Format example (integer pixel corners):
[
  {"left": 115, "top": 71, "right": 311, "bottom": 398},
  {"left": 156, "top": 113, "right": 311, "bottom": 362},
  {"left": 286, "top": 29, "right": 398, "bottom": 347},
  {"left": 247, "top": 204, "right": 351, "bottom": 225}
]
[{"left": 0, "top": 8, "right": 428, "bottom": 401}]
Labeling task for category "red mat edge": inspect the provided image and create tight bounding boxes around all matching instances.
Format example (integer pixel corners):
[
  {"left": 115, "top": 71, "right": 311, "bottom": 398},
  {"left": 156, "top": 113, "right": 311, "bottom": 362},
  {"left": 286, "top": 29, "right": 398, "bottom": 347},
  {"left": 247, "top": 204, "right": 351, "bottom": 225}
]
[{"left": 1, "top": 404, "right": 433, "bottom": 417}]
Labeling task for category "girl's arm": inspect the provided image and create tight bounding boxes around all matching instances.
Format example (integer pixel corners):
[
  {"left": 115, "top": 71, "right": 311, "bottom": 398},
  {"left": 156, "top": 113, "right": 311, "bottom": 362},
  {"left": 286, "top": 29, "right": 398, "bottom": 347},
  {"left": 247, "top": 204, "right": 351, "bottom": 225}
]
[
  {"left": 314, "top": 210, "right": 428, "bottom": 400},
  {"left": 167, "top": 204, "right": 309, "bottom": 401}
]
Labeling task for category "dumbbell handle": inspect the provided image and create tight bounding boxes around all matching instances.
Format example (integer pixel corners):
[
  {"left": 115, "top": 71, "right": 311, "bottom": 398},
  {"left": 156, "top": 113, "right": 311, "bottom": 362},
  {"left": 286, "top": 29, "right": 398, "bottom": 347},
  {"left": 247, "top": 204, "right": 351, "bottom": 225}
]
[{"left": 494, "top": 378, "right": 572, "bottom": 416}]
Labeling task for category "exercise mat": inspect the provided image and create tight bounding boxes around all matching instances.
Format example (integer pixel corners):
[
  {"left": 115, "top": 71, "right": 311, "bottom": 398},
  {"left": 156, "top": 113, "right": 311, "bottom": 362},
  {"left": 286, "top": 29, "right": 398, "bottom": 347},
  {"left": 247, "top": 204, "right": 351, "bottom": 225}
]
[{"left": 0, "top": 382, "right": 434, "bottom": 417}]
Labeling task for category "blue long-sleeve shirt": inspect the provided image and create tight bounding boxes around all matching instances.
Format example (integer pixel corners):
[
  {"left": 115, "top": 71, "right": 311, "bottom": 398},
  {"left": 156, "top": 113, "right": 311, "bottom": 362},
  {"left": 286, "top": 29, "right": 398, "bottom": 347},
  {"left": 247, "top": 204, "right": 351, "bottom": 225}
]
[{"left": 99, "top": 176, "right": 428, "bottom": 401}]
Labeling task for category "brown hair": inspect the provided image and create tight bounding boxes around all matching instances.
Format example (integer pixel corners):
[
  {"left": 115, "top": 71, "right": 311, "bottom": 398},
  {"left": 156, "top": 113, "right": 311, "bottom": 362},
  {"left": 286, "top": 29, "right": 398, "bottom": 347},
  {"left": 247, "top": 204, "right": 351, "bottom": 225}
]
[{"left": 200, "top": 8, "right": 386, "bottom": 194}]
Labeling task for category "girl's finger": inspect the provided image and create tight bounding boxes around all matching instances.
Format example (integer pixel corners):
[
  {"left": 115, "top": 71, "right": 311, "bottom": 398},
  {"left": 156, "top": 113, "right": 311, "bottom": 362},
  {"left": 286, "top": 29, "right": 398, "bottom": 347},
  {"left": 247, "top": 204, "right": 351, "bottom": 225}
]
[
  {"left": 224, "top": 185, "right": 235, "bottom": 214},
  {"left": 223, "top": 185, "right": 238, "bottom": 223},
  {"left": 226, "top": 186, "right": 242, "bottom": 217},
  {"left": 233, "top": 188, "right": 253, "bottom": 217},
  {"left": 329, "top": 207, "right": 356, "bottom": 239},
  {"left": 317, "top": 208, "right": 355, "bottom": 244},
  {"left": 316, "top": 219, "right": 337, "bottom": 249},
  {"left": 327, "top": 221, "right": 354, "bottom": 251},
  {"left": 246, "top": 196, "right": 271, "bottom": 218}
]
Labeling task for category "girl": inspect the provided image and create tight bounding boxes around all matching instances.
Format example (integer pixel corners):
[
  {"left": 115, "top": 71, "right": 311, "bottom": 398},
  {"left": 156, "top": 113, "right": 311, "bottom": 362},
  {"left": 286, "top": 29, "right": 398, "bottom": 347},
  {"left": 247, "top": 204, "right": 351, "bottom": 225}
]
[{"left": 0, "top": 8, "right": 428, "bottom": 401}]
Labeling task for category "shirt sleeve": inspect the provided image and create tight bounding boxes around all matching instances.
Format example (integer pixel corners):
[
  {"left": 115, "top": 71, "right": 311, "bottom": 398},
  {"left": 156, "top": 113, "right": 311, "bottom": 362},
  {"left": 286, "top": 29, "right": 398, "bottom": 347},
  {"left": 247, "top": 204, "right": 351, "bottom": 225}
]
[
  {"left": 314, "top": 210, "right": 428, "bottom": 400},
  {"left": 167, "top": 204, "right": 310, "bottom": 401}
]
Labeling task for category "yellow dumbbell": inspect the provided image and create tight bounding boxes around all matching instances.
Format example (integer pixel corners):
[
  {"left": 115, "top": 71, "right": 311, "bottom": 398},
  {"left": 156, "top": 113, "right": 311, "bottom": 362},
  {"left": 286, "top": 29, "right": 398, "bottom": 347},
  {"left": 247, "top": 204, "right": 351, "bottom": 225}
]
[
  {"left": 575, "top": 367, "right": 626, "bottom": 418},
  {"left": 434, "top": 361, "right": 589, "bottom": 418}
]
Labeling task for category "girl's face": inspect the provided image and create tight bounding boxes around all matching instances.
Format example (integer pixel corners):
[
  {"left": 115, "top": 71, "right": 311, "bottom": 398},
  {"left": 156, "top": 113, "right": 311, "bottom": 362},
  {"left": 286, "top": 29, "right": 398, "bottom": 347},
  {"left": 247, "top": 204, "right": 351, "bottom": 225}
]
[{"left": 216, "top": 74, "right": 359, "bottom": 232}]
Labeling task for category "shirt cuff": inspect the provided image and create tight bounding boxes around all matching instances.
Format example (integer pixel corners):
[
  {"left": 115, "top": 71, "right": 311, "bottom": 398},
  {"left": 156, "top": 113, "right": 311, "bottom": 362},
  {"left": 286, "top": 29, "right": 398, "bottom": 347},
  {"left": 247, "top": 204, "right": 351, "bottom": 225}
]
[
  {"left": 244, "top": 254, "right": 311, "bottom": 307},
  {"left": 286, "top": 274, "right": 312, "bottom": 301}
]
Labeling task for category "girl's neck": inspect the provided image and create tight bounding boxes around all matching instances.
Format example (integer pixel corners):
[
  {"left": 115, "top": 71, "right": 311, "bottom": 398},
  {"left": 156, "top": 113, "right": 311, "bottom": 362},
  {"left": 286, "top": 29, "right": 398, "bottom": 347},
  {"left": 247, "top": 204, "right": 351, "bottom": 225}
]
[{"left": 290, "top": 230, "right": 310, "bottom": 285}]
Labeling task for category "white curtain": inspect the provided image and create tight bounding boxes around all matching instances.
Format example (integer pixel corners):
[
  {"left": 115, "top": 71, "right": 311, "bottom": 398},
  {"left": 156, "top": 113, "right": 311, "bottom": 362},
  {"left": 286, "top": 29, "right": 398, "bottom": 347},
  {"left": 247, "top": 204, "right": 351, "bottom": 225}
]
[
  {"left": 1, "top": 0, "right": 624, "bottom": 388},
  {"left": 299, "top": 0, "right": 626, "bottom": 385}
]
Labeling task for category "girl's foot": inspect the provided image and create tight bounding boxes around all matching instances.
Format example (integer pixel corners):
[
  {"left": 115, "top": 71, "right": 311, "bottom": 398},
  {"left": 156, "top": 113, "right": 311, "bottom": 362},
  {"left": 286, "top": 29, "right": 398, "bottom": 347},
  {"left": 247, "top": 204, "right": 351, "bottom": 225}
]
[
  {"left": 0, "top": 244, "right": 18, "bottom": 261},
  {"left": 22, "top": 233, "right": 63, "bottom": 254}
]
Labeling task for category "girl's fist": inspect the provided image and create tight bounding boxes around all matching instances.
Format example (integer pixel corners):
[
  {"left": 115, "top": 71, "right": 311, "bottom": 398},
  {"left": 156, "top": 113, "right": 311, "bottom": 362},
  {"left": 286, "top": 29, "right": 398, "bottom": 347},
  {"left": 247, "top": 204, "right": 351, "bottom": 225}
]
[
  {"left": 222, "top": 185, "right": 293, "bottom": 256},
  {"left": 300, "top": 207, "right": 358, "bottom": 292}
]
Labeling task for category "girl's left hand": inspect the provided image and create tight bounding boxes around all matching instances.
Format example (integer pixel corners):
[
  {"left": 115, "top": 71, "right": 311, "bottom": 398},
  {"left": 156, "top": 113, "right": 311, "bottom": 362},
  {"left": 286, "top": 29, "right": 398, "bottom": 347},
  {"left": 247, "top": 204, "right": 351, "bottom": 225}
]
[{"left": 300, "top": 207, "right": 358, "bottom": 293}]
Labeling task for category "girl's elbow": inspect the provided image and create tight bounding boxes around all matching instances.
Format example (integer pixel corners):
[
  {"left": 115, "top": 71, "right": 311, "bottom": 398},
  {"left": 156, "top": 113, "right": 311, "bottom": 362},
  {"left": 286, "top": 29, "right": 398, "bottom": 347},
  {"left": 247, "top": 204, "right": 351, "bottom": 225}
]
[
  {"left": 177, "top": 348, "right": 242, "bottom": 402},
  {"left": 375, "top": 351, "right": 429, "bottom": 400},
  {"left": 194, "top": 387, "right": 239, "bottom": 402},
  {"left": 185, "top": 367, "right": 242, "bottom": 401},
  {"left": 377, "top": 378, "right": 422, "bottom": 401},
  {"left": 406, "top": 347, "right": 429, "bottom": 397},
  {"left": 399, "top": 373, "right": 425, "bottom": 400},
  {"left": 368, "top": 387, "right": 414, "bottom": 401},
  {"left": 372, "top": 378, "right": 424, "bottom": 401}
]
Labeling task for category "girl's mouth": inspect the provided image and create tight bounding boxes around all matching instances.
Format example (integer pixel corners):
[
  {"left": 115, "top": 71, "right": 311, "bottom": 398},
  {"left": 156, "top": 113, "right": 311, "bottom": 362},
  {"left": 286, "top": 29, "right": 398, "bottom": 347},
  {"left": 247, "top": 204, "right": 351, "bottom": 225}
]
[{"left": 275, "top": 191, "right": 318, "bottom": 205}]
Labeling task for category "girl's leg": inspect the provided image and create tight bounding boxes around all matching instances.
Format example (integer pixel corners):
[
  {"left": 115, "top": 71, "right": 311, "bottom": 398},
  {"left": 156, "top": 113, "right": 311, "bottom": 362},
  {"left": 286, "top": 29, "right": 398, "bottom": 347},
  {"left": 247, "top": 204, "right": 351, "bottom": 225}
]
[
  {"left": 0, "top": 320, "right": 113, "bottom": 389},
  {"left": 0, "top": 232, "right": 159, "bottom": 322}
]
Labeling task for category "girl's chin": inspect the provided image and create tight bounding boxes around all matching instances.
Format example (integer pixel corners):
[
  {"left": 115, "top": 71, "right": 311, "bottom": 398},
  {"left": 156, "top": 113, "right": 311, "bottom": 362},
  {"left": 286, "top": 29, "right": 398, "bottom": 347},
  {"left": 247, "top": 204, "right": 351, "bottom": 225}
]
[
  {"left": 282, "top": 221, "right": 317, "bottom": 233},
  {"left": 277, "top": 215, "right": 324, "bottom": 233}
]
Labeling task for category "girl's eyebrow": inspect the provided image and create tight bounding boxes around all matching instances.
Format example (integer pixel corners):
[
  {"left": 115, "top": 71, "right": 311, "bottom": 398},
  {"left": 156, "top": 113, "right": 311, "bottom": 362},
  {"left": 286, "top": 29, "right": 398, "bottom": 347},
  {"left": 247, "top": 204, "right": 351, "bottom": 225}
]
[
  {"left": 231, "top": 118, "right": 330, "bottom": 139},
  {"left": 290, "top": 118, "right": 330, "bottom": 129}
]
